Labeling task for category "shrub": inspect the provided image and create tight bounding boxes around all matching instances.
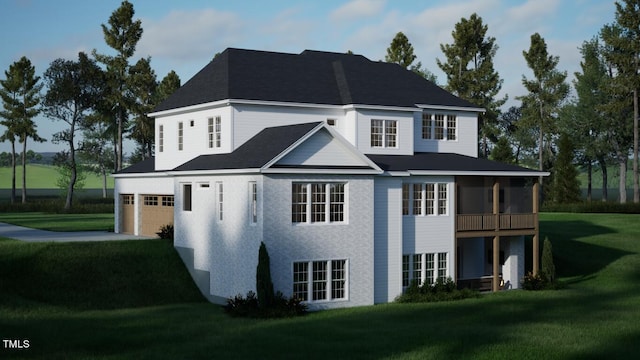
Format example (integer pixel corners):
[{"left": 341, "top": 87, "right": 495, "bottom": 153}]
[
  {"left": 224, "top": 291, "right": 306, "bottom": 318},
  {"left": 256, "top": 242, "right": 274, "bottom": 309},
  {"left": 396, "top": 277, "right": 479, "bottom": 303},
  {"left": 156, "top": 224, "right": 174, "bottom": 240},
  {"left": 521, "top": 272, "right": 546, "bottom": 290},
  {"left": 541, "top": 237, "right": 556, "bottom": 283}
]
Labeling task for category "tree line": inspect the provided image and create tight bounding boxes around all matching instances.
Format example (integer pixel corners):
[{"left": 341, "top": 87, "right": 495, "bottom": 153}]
[
  {"left": 383, "top": 1, "right": 640, "bottom": 205},
  {"left": 0, "top": 1, "right": 180, "bottom": 209}
]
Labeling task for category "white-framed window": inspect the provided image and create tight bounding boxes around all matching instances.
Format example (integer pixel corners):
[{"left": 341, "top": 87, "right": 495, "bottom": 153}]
[
  {"left": 291, "top": 183, "right": 347, "bottom": 224},
  {"left": 216, "top": 182, "right": 223, "bottom": 221},
  {"left": 178, "top": 122, "right": 184, "bottom": 151},
  {"left": 293, "top": 259, "right": 348, "bottom": 302},
  {"left": 159, "top": 125, "right": 164, "bottom": 153},
  {"left": 370, "top": 119, "right": 397, "bottom": 148},
  {"left": 422, "top": 113, "right": 457, "bottom": 141},
  {"left": 249, "top": 181, "right": 258, "bottom": 224},
  {"left": 403, "top": 182, "right": 448, "bottom": 216},
  {"left": 402, "top": 252, "right": 448, "bottom": 287},
  {"left": 208, "top": 116, "right": 221, "bottom": 148}
]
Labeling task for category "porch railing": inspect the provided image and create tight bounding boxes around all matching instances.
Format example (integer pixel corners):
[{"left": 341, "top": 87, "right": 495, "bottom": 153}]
[{"left": 457, "top": 213, "right": 536, "bottom": 232}]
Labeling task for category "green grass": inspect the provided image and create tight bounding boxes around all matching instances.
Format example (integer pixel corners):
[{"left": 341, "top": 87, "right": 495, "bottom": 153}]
[
  {"left": 0, "top": 164, "right": 114, "bottom": 189},
  {"left": 1, "top": 213, "right": 640, "bottom": 359},
  {"left": 0, "top": 212, "right": 114, "bottom": 232}
]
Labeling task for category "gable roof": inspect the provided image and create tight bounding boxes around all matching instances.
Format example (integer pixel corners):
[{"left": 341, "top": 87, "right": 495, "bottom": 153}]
[
  {"left": 367, "top": 153, "right": 548, "bottom": 177},
  {"left": 153, "top": 48, "right": 479, "bottom": 113}
]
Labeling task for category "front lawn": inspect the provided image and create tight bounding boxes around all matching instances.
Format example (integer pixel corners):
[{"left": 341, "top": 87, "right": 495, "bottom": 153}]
[
  {"left": 0, "top": 212, "right": 114, "bottom": 232},
  {"left": 1, "top": 213, "right": 640, "bottom": 359}
]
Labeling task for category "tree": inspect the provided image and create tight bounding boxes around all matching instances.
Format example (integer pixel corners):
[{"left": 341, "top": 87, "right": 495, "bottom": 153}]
[
  {"left": 541, "top": 237, "right": 556, "bottom": 284},
  {"left": 93, "top": 0, "right": 143, "bottom": 171},
  {"left": 602, "top": 0, "right": 640, "bottom": 203},
  {"left": 156, "top": 70, "right": 181, "bottom": 103},
  {"left": 256, "top": 242, "right": 274, "bottom": 309},
  {"left": 80, "top": 121, "right": 114, "bottom": 198},
  {"left": 550, "top": 133, "right": 581, "bottom": 203},
  {"left": 490, "top": 136, "right": 515, "bottom": 164},
  {"left": 517, "top": 33, "right": 569, "bottom": 200},
  {"left": 385, "top": 32, "right": 437, "bottom": 83},
  {"left": 601, "top": 24, "right": 635, "bottom": 203},
  {"left": 498, "top": 106, "right": 537, "bottom": 165},
  {"left": 437, "top": 13, "right": 507, "bottom": 157},
  {"left": 128, "top": 57, "right": 157, "bottom": 159},
  {"left": 42, "top": 52, "right": 106, "bottom": 210},
  {"left": 0, "top": 56, "right": 44, "bottom": 204}
]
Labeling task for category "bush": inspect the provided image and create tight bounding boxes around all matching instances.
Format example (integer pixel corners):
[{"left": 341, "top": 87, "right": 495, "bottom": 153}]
[
  {"left": 396, "top": 277, "right": 479, "bottom": 303},
  {"left": 541, "top": 201, "right": 640, "bottom": 214},
  {"left": 521, "top": 272, "right": 546, "bottom": 290},
  {"left": 224, "top": 291, "right": 306, "bottom": 318},
  {"left": 156, "top": 224, "right": 174, "bottom": 240}
]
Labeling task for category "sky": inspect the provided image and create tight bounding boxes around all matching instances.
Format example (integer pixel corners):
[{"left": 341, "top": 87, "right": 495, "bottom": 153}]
[{"left": 0, "top": 0, "right": 617, "bottom": 154}]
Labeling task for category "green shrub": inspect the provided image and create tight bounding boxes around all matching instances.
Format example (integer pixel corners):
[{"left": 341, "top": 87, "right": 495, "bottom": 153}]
[
  {"left": 256, "top": 242, "right": 274, "bottom": 309},
  {"left": 396, "top": 277, "right": 479, "bottom": 303},
  {"left": 541, "top": 237, "right": 556, "bottom": 283},
  {"left": 156, "top": 224, "right": 174, "bottom": 240},
  {"left": 541, "top": 201, "right": 640, "bottom": 214},
  {"left": 521, "top": 271, "right": 546, "bottom": 290},
  {"left": 224, "top": 291, "right": 306, "bottom": 318}
]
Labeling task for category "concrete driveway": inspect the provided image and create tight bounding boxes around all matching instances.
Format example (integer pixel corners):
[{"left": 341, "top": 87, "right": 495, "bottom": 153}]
[{"left": 0, "top": 222, "right": 155, "bottom": 242}]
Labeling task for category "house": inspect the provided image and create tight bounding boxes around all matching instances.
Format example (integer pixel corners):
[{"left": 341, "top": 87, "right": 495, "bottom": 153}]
[{"left": 113, "top": 48, "right": 547, "bottom": 310}]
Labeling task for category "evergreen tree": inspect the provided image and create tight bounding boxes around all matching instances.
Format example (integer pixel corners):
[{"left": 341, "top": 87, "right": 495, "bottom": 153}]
[
  {"left": 128, "top": 57, "right": 157, "bottom": 159},
  {"left": 490, "top": 137, "right": 515, "bottom": 164},
  {"left": 541, "top": 237, "right": 556, "bottom": 284},
  {"left": 156, "top": 70, "right": 181, "bottom": 103},
  {"left": 93, "top": 0, "right": 143, "bottom": 171},
  {"left": 385, "top": 32, "right": 437, "bottom": 83},
  {"left": 256, "top": 242, "right": 274, "bottom": 309},
  {"left": 517, "top": 33, "right": 569, "bottom": 201},
  {"left": 551, "top": 133, "right": 581, "bottom": 203},
  {"left": 497, "top": 106, "right": 536, "bottom": 165},
  {"left": 0, "top": 56, "right": 45, "bottom": 204},
  {"left": 437, "top": 13, "right": 507, "bottom": 157},
  {"left": 42, "top": 52, "right": 106, "bottom": 210}
]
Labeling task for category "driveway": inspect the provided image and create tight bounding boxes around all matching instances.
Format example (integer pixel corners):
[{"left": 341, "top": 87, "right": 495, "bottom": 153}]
[{"left": 0, "top": 222, "right": 155, "bottom": 242}]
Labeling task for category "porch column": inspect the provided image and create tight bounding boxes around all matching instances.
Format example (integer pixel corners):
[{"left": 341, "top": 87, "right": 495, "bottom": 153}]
[
  {"left": 492, "top": 179, "right": 500, "bottom": 291},
  {"left": 533, "top": 179, "right": 540, "bottom": 275}
]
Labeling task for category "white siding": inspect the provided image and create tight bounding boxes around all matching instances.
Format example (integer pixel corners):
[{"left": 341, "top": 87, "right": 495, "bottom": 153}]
[
  {"left": 413, "top": 111, "right": 478, "bottom": 157},
  {"left": 263, "top": 174, "right": 375, "bottom": 310},
  {"left": 173, "top": 174, "right": 264, "bottom": 300},
  {"left": 233, "top": 104, "right": 347, "bottom": 149},
  {"left": 373, "top": 177, "right": 404, "bottom": 303},
  {"left": 355, "top": 109, "right": 414, "bottom": 155},
  {"left": 113, "top": 175, "right": 174, "bottom": 235},
  {"left": 154, "top": 105, "right": 233, "bottom": 170},
  {"left": 276, "top": 129, "right": 366, "bottom": 167},
  {"left": 402, "top": 176, "right": 455, "bottom": 279}
]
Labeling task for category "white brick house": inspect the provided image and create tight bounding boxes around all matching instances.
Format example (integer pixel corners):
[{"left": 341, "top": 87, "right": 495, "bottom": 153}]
[{"left": 113, "top": 48, "right": 547, "bottom": 310}]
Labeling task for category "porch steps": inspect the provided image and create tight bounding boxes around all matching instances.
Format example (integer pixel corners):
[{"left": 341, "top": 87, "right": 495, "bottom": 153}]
[{"left": 174, "top": 245, "right": 227, "bottom": 305}]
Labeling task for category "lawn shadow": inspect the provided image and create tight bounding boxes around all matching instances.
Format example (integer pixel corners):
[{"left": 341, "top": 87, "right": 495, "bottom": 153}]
[{"left": 540, "top": 219, "right": 634, "bottom": 283}]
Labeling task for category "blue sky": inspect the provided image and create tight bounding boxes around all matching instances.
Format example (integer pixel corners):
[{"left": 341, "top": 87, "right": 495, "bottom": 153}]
[{"left": 0, "top": 0, "right": 616, "bottom": 153}]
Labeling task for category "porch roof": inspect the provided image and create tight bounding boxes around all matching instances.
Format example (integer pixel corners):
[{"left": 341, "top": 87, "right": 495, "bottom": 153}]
[{"left": 366, "top": 153, "right": 548, "bottom": 177}]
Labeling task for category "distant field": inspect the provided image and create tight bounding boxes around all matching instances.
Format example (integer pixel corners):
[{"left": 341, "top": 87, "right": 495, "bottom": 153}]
[{"left": 0, "top": 164, "right": 114, "bottom": 189}]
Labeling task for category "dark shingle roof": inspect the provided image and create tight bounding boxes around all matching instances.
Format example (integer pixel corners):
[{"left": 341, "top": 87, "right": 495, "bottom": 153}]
[
  {"left": 153, "top": 48, "right": 479, "bottom": 112},
  {"left": 116, "top": 157, "right": 156, "bottom": 174},
  {"left": 173, "top": 122, "right": 321, "bottom": 171},
  {"left": 367, "top": 153, "right": 544, "bottom": 174}
]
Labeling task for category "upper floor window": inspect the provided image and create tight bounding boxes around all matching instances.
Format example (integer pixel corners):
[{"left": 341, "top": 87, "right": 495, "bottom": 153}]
[
  {"left": 178, "top": 122, "right": 184, "bottom": 151},
  {"left": 249, "top": 181, "right": 258, "bottom": 224},
  {"left": 402, "top": 182, "right": 448, "bottom": 216},
  {"left": 216, "top": 182, "right": 223, "bottom": 221},
  {"left": 422, "top": 113, "right": 457, "bottom": 141},
  {"left": 208, "top": 116, "right": 221, "bottom": 148},
  {"left": 183, "top": 184, "right": 192, "bottom": 211},
  {"left": 292, "top": 183, "right": 346, "bottom": 224},
  {"left": 159, "top": 125, "right": 164, "bottom": 153},
  {"left": 371, "top": 119, "right": 397, "bottom": 148}
]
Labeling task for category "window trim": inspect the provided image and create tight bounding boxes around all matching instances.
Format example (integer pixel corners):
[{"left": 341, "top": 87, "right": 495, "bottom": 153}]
[
  {"left": 291, "top": 182, "right": 347, "bottom": 225},
  {"left": 370, "top": 119, "right": 398, "bottom": 148},
  {"left": 421, "top": 113, "right": 457, "bottom": 141},
  {"left": 403, "top": 182, "right": 448, "bottom": 216},
  {"left": 178, "top": 122, "right": 184, "bottom": 151},
  {"left": 292, "top": 259, "right": 348, "bottom": 303}
]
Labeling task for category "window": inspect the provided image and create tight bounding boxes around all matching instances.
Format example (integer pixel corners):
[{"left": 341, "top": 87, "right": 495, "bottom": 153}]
[
  {"left": 161, "top": 196, "right": 174, "bottom": 207},
  {"left": 190, "top": 120, "right": 194, "bottom": 127},
  {"left": 327, "top": 118, "right": 336, "bottom": 126},
  {"left": 178, "top": 122, "right": 184, "bottom": 151},
  {"left": 402, "top": 184, "right": 409, "bottom": 215},
  {"left": 216, "top": 182, "right": 223, "bottom": 221},
  {"left": 292, "top": 183, "right": 347, "bottom": 224},
  {"left": 144, "top": 196, "right": 158, "bottom": 206},
  {"left": 122, "top": 194, "right": 135, "bottom": 205},
  {"left": 403, "top": 252, "right": 448, "bottom": 288},
  {"left": 249, "top": 182, "right": 258, "bottom": 224},
  {"left": 183, "top": 184, "right": 192, "bottom": 211},
  {"left": 209, "top": 116, "right": 221, "bottom": 148},
  {"left": 159, "top": 125, "right": 164, "bottom": 152},
  {"left": 403, "top": 182, "right": 448, "bottom": 216},
  {"left": 199, "top": 182, "right": 210, "bottom": 189},
  {"left": 370, "top": 119, "right": 397, "bottom": 148},
  {"left": 422, "top": 113, "right": 457, "bottom": 141},
  {"left": 293, "top": 259, "right": 347, "bottom": 302}
]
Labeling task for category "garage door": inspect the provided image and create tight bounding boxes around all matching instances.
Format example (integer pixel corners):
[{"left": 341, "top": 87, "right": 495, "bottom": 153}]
[
  {"left": 121, "top": 194, "right": 135, "bottom": 234},
  {"left": 140, "top": 195, "right": 174, "bottom": 237}
]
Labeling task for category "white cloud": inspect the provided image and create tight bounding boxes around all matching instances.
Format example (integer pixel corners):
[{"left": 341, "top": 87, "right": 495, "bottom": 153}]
[
  {"left": 257, "top": 7, "right": 317, "bottom": 52},
  {"left": 136, "top": 9, "right": 244, "bottom": 63},
  {"left": 330, "top": 0, "right": 386, "bottom": 22}
]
